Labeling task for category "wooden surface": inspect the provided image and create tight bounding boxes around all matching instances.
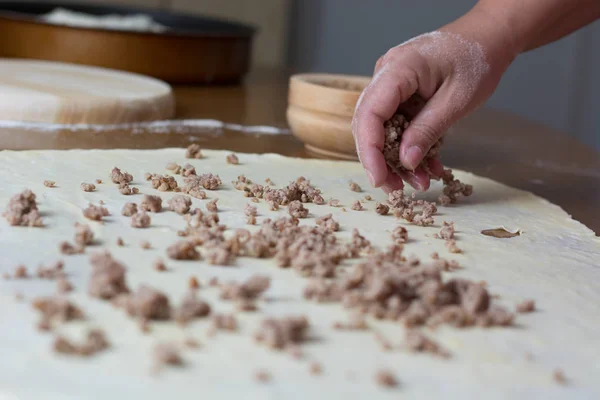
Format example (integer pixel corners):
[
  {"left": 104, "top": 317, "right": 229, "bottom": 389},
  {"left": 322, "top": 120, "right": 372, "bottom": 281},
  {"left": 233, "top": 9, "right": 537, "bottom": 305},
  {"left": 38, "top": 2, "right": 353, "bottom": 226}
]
[
  {"left": 0, "top": 59, "right": 174, "bottom": 123},
  {"left": 0, "top": 69, "right": 598, "bottom": 234}
]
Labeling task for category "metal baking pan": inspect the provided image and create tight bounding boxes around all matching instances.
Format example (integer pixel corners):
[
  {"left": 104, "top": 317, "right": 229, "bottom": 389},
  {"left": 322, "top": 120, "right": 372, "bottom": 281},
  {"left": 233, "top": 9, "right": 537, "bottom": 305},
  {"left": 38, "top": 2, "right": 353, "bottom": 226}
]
[{"left": 0, "top": 1, "right": 255, "bottom": 84}]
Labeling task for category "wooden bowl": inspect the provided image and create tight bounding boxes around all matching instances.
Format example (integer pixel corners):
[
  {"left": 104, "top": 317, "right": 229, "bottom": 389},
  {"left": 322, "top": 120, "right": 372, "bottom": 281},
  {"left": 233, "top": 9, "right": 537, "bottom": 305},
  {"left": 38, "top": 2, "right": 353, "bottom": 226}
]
[
  {"left": 0, "top": 2, "right": 255, "bottom": 84},
  {"left": 287, "top": 73, "right": 370, "bottom": 160}
]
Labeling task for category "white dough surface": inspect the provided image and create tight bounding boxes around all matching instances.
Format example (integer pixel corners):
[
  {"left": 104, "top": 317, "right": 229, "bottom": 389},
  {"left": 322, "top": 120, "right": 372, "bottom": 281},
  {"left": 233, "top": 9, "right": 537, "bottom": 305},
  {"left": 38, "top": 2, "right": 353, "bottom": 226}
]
[{"left": 0, "top": 149, "right": 598, "bottom": 400}]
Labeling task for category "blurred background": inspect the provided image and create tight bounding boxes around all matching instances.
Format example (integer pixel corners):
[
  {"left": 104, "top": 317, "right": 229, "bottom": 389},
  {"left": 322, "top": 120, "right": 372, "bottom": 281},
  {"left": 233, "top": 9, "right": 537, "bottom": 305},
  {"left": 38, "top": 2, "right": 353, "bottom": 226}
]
[{"left": 28, "top": 0, "right": 599, "bottom": 150}]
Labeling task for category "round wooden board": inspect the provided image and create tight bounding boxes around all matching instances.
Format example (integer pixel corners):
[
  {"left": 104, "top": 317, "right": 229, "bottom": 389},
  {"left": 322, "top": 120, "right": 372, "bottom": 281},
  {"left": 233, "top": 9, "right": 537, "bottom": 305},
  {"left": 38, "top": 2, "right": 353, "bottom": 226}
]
[{"left": 0, "top": 58, "right": 175, "bottom": 124}]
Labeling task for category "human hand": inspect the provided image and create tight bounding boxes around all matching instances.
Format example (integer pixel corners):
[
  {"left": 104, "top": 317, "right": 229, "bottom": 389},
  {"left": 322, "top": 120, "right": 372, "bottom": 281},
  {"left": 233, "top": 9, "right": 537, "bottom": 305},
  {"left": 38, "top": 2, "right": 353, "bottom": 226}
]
[{"left": 352, "top": 11, "right": 517, "bottom": 192}]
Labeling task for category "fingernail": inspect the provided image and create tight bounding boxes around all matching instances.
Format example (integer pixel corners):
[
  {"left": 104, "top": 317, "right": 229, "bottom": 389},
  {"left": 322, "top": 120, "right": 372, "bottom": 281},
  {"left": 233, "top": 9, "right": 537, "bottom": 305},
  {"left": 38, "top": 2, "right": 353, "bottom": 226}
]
[
  {"left": 406, "top": 172, "right": 424, "bottom": 192},
  {"left": 404, "top": 146, "right": 423, "bottom": 170},
  {"left": 366, "top": 170, "right": 376, "bottom": 187}
]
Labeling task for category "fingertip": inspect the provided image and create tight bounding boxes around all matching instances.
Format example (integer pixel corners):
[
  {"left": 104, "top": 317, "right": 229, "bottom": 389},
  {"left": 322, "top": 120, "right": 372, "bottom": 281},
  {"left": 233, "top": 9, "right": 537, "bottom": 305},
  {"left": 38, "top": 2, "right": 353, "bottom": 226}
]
[
  {"left": 399, "top": 168, "right": 430, "bottom": 192},
  {"left": 401, "top": 145, "right": 424, "bottom": 170}
]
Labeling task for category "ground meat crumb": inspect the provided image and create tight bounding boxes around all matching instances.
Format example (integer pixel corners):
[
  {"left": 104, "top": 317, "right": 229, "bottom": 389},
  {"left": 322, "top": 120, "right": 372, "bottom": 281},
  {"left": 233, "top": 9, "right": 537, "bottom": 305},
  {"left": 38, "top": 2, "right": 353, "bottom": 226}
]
[
  {"left": 37, "top": 260, "right": 66, "bottom": 280},
  {"left": 116, "top": 237, "right": 124, "bottom": 246},
  {"left": 140, "top": 194, "right": 163, "bottom": 213},
  {"left": 220, "top": 275, "right": 270, "bottom": 310},
  {"left": 406, "top": 330, "right": 451, "bottom": 358},
  {"left": 121, "top": 202, "right": 138, "bottom": 216},
  {"left": 364, "top": 195, "right": 373, "bottom": 201},
  {"left": 328, "top": 199, "right": 340, "bottom": 207},
  {"left": 32, "top": 296, "right": 85, "bottom": 327},
  {"left": 254, "top": 369, "right": 271, "bottom": 383},
  {"left": 184, "top": 174, "right": 222, "bottom": 193},
  {"left": 212, "top": 313, "right": 238, "bottom": 331},
  {"left": 185, "top": 144, "right": 204, "bottom": 159},
  {"left": 375, "top": 369, "right": 398, "bottom": 388},
  {"left": 151, "top": 258, "right": 166, "bottom": 272},
  {"left": 431, "top": 252, "right": 439, "bottom": 260},
  {"left": 56, "top": 277, "right": 73, "bottom": 293},
  {"left": 43, "top": 180, "right": 56, "bottom": 188},
  {"left": 118, "top": 183, "right": 139, "bottom": 195},
  {"left": 95, "top": 179, "right": 102, "bottom": 184},
  {"left": 375, "top": 202, "right": 389, "bottom": 215},
  {"left": 205, "top": 246, "right": 233, "bottom": 265},
  {"left": 445, "top": 239, "right": 462, "bottom": 254},
  {"left": 167, "top": 241, "right": 200, "bottom": 260},
  {"left": 188, "top": 276, "right": 200, "bottom": 289},
  {"left": 82, "top": 204, "right": 109, "bottom": 221},
  {"left": 149, "top": 174, "right": 178, "bottom": 192},
  {"left": 174, "top": 291, "right": 211, "bottom": 324},
  {"left": 166, "top": 162, "right": 181, "bottom": 174},
  {"left": 553, "top": 369, "right": 567, "bottom": 385},
  {"left": 265, "top": 178, "right": 274, "bottom": 186},
  {"left": 516, "top": 299, "right": 535, "bottom": 313},
  {"left": 309, "top": 362, "right": 323, "bottom": 376},
  {"left": 209, "top": 277, "right": 220, "bottom": 287},
  {"left": 349, "top": 181, "right": 362, "bottom": 192},
  {"left": 110, "top": 167, "right": 133, "bottom": 184},
  {"left": 80, "top": 183, "right": 96, "bottom": 192},
  {"left": 245, "top": 204, "right": 258, "bottom": 217},
  {"left": 140, "top": 240, "right": 152, "bottom": 250},
  {"left": 333, "top": 314, "right": 369, "bottom": 331},
  {"left": 153, "top": 343, "right": 183, "bottom": 367},
  {"left": 438, "top": 169, "right": 474, "bottom": 205},
  {"left": 53, "top": 329, "right": 109, "bottom": 357},
  {"left": 59, "top": 241, "right": 84, "bottom": 255},
  {"left": 392, "top": 226, "right": 408, "bottom": 244},
  {"left": 3, "top": 189, "right": 44, "bottom": 227},
  {"left": 247, "top": 215, "right": 257, "bottom": 225},
  {"left": 168, "top": 195, "right": 192, "bottom": 215},
  {"left": 351, "top": 200, "right": 363, "bottom": 211},
  {"left": 255, "top": 316, "right": 309, "bottom": 350},
  {"left": 131, "top": 212, "right": 151, "bottom": 228},
  {"left": 226, "top": 153, "right": 239, "bottom": 165},
  {"left": 288, "top": 200, "right": 308, "bottom": 218},
  {"left": 120, "top": 285, "right": 171, "bottom": 320},
  {"left": 88, "top": 252, "right": 130, "bottom": 300},
  {"left": 13, "top": 265, "right": 30, "bottom": 279},
  {"left": 206, "top": 199, "right": 219, "bottom": 212},
  {"left": 315, "top": 213, "right": 340, "bottom": 232},
  {"left": 74, "top": 223, "right": 94, "bottom": 246},
  {"left": 183, "top": 337, "right": 200, "bottom": 348},
  {"left": 437, "top": 221, "right": 455, "bottom": 240}
]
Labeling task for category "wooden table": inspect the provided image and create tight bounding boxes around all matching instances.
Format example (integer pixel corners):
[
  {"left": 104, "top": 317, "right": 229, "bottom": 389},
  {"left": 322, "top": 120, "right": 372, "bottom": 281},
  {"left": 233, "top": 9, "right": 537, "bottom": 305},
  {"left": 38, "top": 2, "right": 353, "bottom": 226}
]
[{"left": 1, "top": 69, "right": 598, "bottom": 234}]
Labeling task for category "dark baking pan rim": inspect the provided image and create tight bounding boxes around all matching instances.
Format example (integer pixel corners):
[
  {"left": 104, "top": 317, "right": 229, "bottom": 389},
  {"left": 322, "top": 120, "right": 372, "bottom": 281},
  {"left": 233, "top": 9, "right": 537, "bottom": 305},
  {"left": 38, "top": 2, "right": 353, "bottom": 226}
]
[{"left": 0, "top": 1, "right": 256, "bottom": 39}]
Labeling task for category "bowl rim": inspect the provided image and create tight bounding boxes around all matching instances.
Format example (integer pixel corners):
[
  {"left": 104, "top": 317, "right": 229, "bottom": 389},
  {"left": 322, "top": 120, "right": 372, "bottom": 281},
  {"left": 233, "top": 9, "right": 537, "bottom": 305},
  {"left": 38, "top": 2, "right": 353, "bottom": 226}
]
[{"left": 290, "top": 73, "right": 371, "bottom": 94}]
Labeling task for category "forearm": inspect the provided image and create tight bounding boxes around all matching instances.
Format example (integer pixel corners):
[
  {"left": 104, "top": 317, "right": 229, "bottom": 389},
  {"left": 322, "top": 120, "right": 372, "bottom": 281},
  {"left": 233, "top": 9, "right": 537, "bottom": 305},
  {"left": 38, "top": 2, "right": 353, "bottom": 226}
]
[{"left": 473, "top": 0, "right": 600, "bottom": 53}]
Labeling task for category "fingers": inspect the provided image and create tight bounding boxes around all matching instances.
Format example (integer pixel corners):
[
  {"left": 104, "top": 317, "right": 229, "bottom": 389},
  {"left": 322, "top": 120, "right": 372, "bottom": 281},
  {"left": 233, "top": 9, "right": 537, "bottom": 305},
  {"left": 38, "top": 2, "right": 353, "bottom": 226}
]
[
  {"left": 427, "top": 157, "right": 444, "bottom": 179},
  {"left": 353, "top": 64, "right": 419, "bottom": 188},
  {"left": 399, "top": 90, "right": 456, "bottom": 170},
  {"left": 398, "top": 167, "right": 431, "bottom": 191},
  {"left": 381, "top": 167, "right": 404, "bottom": 194}
]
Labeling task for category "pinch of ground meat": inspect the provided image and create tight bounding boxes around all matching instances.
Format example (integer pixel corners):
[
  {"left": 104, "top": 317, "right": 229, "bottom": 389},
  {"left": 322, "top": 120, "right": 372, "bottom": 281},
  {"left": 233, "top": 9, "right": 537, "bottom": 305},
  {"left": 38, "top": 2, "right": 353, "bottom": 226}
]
[
  {"left": 82, "top": 204, "right": 109, "bottom": 221},
  {"left": 32, "top": 296, "right": 84, "bottom": 323},
  {"left": 74, "top": 223, "right": 94, "bottom": 246},
  {"left": 181, "top": 164, "right": 196, "bottom": 177},
  {"left": 364, "top": 195, "right": 373, "bottom": 201},
  {"left": 375, "top": 369, "right": 398, "bottom": 388},
  {"left": 375, "top": 202, "right": 389, "bottom": 215},
  {"left": 43, "top": 180, "right": 56, "bottom": 188},
  {"left": 413, "top": 213, "right": 434, "bottom": 226},
  {"left": 121, "top": 202, "right": 138, "bottom": 216},
  {"left": 54, "top": 329, "right": 109, "bottom": 357},
  {"left": 226, "top": 153, "right": 239, "bottom": 165},
  {"left": 392, "top": 226, "right": 408, "bottom": 244},
  {"left": 516, "top": 299, "right": 535, "bottom": 313},
  {"left": 140, "top": 194, "right": 162, "bottom": 213},
  {"left": 3, "top": 189, "right": 43, "bottom": 227},
  {"left": 80, "top": 183, "right": 96, "bottom": 192},
  {"left": 244, "top": 204, "right": 258, "bottom": 217},
  {"left": 206, "top": 199, "right": 218, "bottom": 212},
  {"left": 12, "top": 265, "right": 29, "bottom": 279},
  {"left": 166, "top": 162, "right": 182, "bottom": 174},
  {"left": 445, "top": 239, "right": 462, "bottom": 253},
  {"left": 174, "top": 291, "right": 211, "bottom": 324},
  {"left": 255, "top": 316, "right": 309, "bottom": 350},
  {"left": 118, "top": 183, "right": 139, "bottom": 195},
  {"left": 405, "top": 330, "right": 451, "bottom": 358},
  {"left": 59, "top": 241, "right": 84, "bottom": 255},
  {"left": 185, "top": 144, "right": 204, "bottom": 159},
  {"left": 121, "top": 285, "right": 171, "bottom": 320},
  {"left": 349, "top": 181, "right": 361, "bottom": 192},
  {"left": 351, "top": 200, "right": 363, "bottom": 211},
  {"left": 131, "top": 212, "right": 151, "bottom": 228},
  {"left": 328, "top": 198, "right": 340, "bottom": 207},
  {"left": 110, "top": 167, "right": 133, "bottom": 184},
  {"left": 37, "top": 260, "right": 65, "bottom": 279},
  {"left": 212, "top": 313, "right": 238, "bottom": 331},
  {"left": 167, "top": 241, "right": 200, "bottom": 260},
  {"left": 88, "top": 252, "right": 130, "bottom": 300},
  {"left": 288, "top": 200, "right": 308, "bottom": 218},
  {"left": 316, "top": 214, "right": 339, "bottom": 233},
  {"left": 168, "top": 195, "right": 192, "bottom": 215},
  {"left": 154, "top": 343, "right": 183, "bottom": 366},
  {"left": 205, "top": 246, "right": 232, "bottom": 265},
  {"left": 438, "top": 221, "right": 455, "bottom": 240},
  {"left": 150, "top": 174, "right": 178, "bottom": 192}
]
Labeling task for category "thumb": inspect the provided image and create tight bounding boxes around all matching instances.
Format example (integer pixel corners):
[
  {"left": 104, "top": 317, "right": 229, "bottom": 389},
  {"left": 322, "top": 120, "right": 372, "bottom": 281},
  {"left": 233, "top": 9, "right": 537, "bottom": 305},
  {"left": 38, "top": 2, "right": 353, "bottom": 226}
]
[{"left": 399, "top": 90, "right": 458, "bottom": 170}]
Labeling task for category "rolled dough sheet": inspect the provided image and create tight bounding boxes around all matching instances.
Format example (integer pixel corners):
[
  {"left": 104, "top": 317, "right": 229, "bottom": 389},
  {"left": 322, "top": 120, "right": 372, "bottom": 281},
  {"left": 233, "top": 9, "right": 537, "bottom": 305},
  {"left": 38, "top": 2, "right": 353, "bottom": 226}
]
[{"left": 0, "top": 149, "right": 598, "bottom": 400}]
